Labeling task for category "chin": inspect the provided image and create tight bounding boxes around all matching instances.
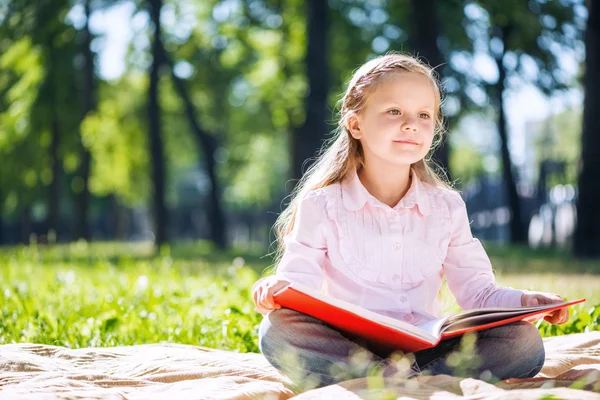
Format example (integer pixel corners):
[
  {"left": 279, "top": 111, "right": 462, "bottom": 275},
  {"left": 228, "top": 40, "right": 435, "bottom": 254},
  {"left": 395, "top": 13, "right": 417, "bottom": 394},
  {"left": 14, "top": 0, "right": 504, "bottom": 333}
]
[
  {"left": 387, "top": 153, "right": 424, "bottom": 166},
  {"left": 382, "top": 157, "right": 420, "bottom": 168}
]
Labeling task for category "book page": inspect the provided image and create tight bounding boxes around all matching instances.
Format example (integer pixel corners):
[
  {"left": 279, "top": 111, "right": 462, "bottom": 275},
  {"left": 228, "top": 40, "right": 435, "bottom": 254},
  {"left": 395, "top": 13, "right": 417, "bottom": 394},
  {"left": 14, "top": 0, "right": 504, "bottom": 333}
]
[
  {"left": 414, "top": 316, "right": 451, "bottom": 339},
  {"left": 442, "top": 301, "right": 574, "bottom": 326},
  {"left": 442, "top": 300, "right": 581, "bottom": 334},
  {"left": 442, "top": 310, "right": 537, "bottom": 333}
]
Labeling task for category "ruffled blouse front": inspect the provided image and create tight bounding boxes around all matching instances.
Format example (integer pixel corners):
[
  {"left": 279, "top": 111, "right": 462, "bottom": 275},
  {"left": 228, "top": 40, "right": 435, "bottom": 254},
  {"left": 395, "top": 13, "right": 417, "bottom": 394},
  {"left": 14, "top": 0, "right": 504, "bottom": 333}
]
[{"left": 276, "top": 169, "right": 523, "bottom": 325}]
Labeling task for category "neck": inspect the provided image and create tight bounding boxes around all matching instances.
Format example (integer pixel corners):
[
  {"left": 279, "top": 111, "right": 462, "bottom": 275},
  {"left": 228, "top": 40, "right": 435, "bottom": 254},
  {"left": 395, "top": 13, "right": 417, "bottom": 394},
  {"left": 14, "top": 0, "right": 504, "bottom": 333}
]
[{"left": 358, "top": 163, "right": 412, "bottom": 208}]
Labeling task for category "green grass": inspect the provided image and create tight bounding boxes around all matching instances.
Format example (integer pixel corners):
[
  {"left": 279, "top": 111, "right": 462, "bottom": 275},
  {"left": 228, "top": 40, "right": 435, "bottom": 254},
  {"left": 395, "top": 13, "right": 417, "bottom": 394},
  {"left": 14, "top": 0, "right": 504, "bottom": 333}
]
[
  {"left": 0, "top": 241, "right": 265, "bottom": 351},
  {"left": 0, "top": 240, "right": 598, "bottom": 351}
]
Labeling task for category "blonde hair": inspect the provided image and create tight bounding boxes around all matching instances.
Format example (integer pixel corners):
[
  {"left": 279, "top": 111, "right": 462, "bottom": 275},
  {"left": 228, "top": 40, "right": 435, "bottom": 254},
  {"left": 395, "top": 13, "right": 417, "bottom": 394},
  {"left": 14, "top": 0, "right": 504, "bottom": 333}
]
[{"left": 273, "top": 52, "right": 453, "bottom": 264}]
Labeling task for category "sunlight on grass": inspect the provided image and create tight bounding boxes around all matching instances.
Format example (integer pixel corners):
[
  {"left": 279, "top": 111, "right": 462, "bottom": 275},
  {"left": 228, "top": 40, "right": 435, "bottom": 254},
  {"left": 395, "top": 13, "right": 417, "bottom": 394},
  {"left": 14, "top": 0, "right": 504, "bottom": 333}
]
[
  {"left": 0, "top": 241, "right": 598, "bottom": 352},
  {"left": 0, "top": 242, "right": 263, "bottom": 351}
]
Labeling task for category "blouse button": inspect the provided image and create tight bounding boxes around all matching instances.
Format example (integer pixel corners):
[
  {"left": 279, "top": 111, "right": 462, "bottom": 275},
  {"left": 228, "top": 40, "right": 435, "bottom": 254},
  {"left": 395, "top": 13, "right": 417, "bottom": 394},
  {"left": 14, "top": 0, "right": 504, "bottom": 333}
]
[
  {"left": 392, "top": 274, "right": 400, "bottom": 282},
  {"left": 390, "top": 211, "right": 397, "bottom": 218},
  {"left": 393, "top": 243, "right": 401, "bottom": 251},
  {"left": 400, "top": 295, "right": 408, "bottom": 303}
]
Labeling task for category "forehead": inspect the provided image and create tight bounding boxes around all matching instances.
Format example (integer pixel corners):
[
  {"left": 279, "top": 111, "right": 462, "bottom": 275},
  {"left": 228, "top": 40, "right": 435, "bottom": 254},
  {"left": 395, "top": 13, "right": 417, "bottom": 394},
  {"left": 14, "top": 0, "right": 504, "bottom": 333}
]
[{"left": 368, "top": 72, "right": 436, "bottom": 108}]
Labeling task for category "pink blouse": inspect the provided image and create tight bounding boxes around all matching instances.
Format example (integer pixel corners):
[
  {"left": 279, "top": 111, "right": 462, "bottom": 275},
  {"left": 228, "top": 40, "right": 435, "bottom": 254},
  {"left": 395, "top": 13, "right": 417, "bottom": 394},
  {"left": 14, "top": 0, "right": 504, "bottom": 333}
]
[{"left": 275, "top": 169, "right": 523, "bottom": 325}]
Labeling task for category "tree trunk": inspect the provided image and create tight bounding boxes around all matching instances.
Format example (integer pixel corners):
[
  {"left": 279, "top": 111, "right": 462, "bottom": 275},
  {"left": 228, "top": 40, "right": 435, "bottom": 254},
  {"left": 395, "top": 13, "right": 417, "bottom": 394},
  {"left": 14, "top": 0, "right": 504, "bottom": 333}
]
[
  {"left": 494, "top": 25, "right": 526, "bottom": 244},
  {"left": 74, "top": 0, "right": 94, "bottom": 241},
  {"left": 45, "top": 37, "right": 62, "bottom": 240},
  {"left": 147, "top": 0, "right": 168, "bottom": 248},
  {"left": 163, "top": 52, "right": 227, "bottom": 249},
  {"left": 49, "top": 87, "right": 61, "bottom": 239},
  {"left": 292, "top": 0, "right": 329, "bottom": 183},
  {"left": 574, "top": 0, "right": 600, "bottom": 258},
  {"left": 0, "top": 186, "right": 3, "bottom": 245},
  {"left": 20, "top": 206, "right": 31, "bottom": 244},
  {"left": 408, "top": 0, "right": 450, "bottom": 177},
  {"left": 111, "top": 196, "right": 130, "bottom": 241}
]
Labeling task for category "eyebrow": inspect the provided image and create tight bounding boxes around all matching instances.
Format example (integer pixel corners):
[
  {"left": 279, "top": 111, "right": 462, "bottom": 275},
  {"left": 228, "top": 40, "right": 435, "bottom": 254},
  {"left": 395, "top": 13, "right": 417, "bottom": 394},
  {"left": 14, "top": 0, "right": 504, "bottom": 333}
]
[{"left": 383, "top": 102, "right": 434, "bottom": 111}]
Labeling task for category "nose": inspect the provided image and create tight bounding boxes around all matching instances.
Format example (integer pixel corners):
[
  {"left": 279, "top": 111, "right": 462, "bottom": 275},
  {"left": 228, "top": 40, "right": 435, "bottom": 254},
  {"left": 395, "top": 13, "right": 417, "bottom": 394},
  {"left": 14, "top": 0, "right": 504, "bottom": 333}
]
[{"left": 401, "top": 117, "right": 418, "bottom": 132}]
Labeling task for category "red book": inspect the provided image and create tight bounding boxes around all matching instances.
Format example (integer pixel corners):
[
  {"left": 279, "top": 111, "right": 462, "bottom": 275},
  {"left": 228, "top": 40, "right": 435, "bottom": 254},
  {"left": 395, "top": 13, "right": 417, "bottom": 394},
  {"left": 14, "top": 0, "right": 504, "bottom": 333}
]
[{"left": 273, "top": 282, "right": 585, "bottom": 353}]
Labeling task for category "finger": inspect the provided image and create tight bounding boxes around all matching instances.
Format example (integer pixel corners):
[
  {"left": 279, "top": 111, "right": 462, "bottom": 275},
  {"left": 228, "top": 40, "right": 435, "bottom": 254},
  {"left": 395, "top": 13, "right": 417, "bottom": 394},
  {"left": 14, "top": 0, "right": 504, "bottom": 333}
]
[
  {"left": 544, "top": 309, "right": 557, "bottom": 320},
  {"left": 265, "top": 295, "right": 275, "bottom": 308},
  {"left": 259, "top": 292, "right": 270, "bottom": 308},
  {"left": 544, "top": 312, "right": 560, "bottom": 324},
  {"left": 559, "top": 309, "right": 569, "bottom": 324},
  {"left": 259, "top": 293, "right": 275, "bottom": 309},
  {"left": 546, "top": 294, "right": 564, "bottom": 304},
  {"left": 547, "top": 296, "right": 563, "bottom": 304},
  {"left": 254, "top": 306, "right": 270, "bottom": 315},
  {"left": 545, "top": 309, "right": 566, "bottom": 324}
]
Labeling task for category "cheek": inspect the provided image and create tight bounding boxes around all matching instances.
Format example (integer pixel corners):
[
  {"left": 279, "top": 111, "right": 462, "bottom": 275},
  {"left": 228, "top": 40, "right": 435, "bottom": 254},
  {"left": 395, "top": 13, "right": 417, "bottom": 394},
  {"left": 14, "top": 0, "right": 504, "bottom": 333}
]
[
  {"left": 421, "top": 122, "right": 435, "bottom": 141},
  {"left": 361, "top": 118, "right": 390, "bottom": 142}
]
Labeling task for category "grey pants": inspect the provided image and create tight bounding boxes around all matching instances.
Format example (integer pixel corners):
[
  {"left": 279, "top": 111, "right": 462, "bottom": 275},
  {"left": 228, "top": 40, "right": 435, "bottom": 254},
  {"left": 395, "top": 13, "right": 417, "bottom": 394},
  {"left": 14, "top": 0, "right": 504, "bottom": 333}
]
[{"left": 259, "top": 308, "right": 545, "bottom": 390}]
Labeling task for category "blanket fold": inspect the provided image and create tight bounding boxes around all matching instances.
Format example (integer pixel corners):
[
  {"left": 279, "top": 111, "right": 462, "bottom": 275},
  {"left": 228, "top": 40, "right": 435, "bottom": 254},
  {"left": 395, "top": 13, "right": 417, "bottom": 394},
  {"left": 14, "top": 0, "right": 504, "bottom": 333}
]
[{"left": 1, "top": 332, "right": 599, "bottom": 399}]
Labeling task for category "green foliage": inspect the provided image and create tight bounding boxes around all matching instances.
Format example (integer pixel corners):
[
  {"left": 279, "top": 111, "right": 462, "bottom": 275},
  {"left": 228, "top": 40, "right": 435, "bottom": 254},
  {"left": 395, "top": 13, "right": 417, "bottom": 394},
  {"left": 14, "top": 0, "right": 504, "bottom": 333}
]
[
  {"left": 533, "top": 107, "right": 582, "bottom": 185},
  {"left": 0, "top": 242, "right": 597, "bottom": 352},
  {"left": 0, "top": 241, "right": 264, "bottom": 351},
  {"left": 81, "top": 75, "right": 151, "bottom": 206},
  {"left": 466, "top": 0, "right": 584, "bottom": 96},
  {"left": 537, "top": 304, "right": 600, "bottom": 337},
  {"left": 0, "top": 37, "right": 46, "bottom": 210},
  {"left": 0, "top": 0, "right": 589, "bottom": 252},
  {"left": 449, "top": 142, "right": 486, "bottom": 185},
  {"left": 0, "top": 0, "right": 85, "bottom": 221}
]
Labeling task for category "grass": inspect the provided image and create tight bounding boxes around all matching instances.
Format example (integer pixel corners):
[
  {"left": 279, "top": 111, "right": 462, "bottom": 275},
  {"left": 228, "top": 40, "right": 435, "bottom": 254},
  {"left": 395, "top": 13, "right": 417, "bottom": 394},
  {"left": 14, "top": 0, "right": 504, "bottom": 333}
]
[{"left": 0, "top": 240, "right": 598, "bottom": 351}]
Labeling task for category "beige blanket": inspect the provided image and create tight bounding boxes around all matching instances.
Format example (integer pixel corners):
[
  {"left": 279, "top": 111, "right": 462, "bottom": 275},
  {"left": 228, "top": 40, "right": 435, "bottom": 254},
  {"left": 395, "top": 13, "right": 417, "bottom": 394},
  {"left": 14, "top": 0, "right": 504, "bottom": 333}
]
[{"left": 0, "top": 332, "right": 599, "bottom": 399}]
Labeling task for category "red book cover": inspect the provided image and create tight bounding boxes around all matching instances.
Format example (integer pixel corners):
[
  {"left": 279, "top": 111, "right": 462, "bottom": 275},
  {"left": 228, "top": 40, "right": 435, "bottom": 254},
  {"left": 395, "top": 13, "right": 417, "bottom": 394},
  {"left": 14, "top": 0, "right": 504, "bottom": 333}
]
[{"left": 273, "top": 283, "right": 585, "bottom": 353}]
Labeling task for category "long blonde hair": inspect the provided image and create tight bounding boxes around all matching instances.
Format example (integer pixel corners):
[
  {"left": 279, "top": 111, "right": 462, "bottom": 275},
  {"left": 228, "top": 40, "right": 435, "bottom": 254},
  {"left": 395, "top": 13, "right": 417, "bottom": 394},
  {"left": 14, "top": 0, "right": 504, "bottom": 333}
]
[{"left": 273, "top": 52, "right": 453, "bottom": 264}]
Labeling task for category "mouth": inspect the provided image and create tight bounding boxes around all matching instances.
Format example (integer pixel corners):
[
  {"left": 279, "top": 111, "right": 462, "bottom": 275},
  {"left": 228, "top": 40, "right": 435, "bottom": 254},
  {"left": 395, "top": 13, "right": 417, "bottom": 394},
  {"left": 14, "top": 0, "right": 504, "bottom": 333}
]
[{"left": 393, "top": 139, "right": 419, "bottom": 145}]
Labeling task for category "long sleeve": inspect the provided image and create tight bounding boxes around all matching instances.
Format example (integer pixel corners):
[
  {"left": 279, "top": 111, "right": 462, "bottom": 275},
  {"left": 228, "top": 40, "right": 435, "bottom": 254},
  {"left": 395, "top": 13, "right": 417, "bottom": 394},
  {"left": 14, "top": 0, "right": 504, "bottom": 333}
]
[
  {"left": 443, "top": 193, "right": 523, "bottom": 309},
  {"left": 275, "top": 193, "right": 327, "bottom": 290}
]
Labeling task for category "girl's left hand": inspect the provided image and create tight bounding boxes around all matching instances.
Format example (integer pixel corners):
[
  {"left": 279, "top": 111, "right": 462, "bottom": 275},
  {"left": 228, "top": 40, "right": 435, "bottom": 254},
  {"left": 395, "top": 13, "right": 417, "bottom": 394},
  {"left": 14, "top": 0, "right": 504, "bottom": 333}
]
[{"left": 521, "top": 291, "right": 570, "bottom": 325}]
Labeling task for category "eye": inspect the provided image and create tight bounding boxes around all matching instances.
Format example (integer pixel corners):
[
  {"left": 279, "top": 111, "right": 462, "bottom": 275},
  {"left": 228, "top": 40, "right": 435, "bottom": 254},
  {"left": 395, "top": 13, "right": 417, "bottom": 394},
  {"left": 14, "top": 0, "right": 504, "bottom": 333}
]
[
  {"left": 388, "top": 109, "right": 401, "bottom": 115},
  {"left": 419, "top": 112, "right": 431, "bottom": 119}
]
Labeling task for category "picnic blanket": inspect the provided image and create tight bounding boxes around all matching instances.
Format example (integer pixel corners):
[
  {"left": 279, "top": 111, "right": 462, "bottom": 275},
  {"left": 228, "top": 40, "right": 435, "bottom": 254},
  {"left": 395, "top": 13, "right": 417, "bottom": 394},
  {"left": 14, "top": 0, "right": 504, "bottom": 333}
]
[{"left": 0, "top": 331, "right": 599, "bottom": 399}]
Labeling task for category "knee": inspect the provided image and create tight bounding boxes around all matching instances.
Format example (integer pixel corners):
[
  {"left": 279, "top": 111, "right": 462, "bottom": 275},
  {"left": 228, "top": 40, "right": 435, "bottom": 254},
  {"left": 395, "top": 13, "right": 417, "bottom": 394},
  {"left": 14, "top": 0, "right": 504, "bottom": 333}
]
[
  {"left": 509, "top": 322, "right": 546, "bottom": 378},
  {"left": 258, "top": 308, "right": 298, "bottom": 358}
]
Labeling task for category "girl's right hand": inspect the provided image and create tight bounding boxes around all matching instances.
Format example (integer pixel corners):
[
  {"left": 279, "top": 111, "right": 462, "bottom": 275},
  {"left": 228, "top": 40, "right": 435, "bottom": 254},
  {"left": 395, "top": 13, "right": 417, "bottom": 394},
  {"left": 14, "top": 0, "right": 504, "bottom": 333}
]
[{"left": 252, "top": 276, "right": 291, "bottom": 315}]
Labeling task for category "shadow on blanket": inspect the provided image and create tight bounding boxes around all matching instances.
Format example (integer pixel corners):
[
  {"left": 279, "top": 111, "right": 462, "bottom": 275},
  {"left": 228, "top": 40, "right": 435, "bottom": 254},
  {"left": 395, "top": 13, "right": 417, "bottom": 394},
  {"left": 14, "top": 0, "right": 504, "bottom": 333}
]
[{"left": 0, "top": 332, "right": 598, "bottom": 399}]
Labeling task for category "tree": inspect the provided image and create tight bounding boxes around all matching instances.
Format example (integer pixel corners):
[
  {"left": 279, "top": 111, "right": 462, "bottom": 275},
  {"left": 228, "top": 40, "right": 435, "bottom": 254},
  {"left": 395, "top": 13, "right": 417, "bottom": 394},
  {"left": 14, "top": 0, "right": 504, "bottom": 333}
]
[
  {"left": 291, "top": 0, "right": 329, "bottom": 182},
  {"left": 491, "top": 22, "right": 527, "bottom": 244},
  {"left": 74, "top": 0, "right": 96, "bottom": 241},
  {"left": 574, "top": 0, "right": 599, "bottom": 258},
  {"left": 408, "top": 0, "right": 450, "bottom": 176},
  {"left": 367, "top": 0, "right": 472, "bottom": 180},
  {"left": 0, "top": 0, "right": 83, "bottom": 242},
  {"left": 0, "top": 35, "right": 46, "bottom": 242},
  {"left": 465, "top": 0, "right": 582, "bottom": 243},
  {"left": 147, "top": 0, "right": 168, "bottom": 247},
  {"left": 163, "top": 51, "right": 227, "bottom": 249}
]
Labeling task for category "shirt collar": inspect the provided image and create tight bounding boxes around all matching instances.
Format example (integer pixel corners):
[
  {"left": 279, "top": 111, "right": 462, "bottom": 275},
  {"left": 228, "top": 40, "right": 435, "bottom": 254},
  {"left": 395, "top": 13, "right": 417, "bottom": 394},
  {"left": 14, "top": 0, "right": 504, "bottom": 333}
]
[{"left": 341, "top": 168, "right": 432, "bottom": 216}]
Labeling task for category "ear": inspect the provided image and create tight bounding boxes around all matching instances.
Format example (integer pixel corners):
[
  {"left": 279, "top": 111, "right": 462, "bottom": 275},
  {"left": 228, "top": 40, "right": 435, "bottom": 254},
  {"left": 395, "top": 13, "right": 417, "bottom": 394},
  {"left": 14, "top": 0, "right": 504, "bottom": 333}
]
[{"left": 347, "top": 113, "right": 363, "bottom": 139}]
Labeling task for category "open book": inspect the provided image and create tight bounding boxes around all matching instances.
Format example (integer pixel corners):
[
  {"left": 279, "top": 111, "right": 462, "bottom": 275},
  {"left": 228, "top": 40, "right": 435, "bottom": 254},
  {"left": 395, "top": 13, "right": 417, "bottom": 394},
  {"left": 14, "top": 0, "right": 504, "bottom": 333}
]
[{"left": 273, "top": 282, "right": 585, "bottom": 353}]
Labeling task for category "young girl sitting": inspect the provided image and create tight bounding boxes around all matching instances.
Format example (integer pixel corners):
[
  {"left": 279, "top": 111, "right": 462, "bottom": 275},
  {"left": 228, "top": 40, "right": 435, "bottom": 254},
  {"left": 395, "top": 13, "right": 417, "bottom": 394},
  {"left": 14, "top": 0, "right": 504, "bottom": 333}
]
[{"left": 252, "top": 52, "right": 569, "bottom": 390}]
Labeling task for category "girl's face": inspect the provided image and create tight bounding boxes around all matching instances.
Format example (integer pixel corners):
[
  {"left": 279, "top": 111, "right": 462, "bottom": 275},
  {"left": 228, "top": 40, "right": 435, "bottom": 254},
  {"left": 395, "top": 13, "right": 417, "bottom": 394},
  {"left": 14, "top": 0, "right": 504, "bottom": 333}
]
[{"left": 348, "top": 72, "right": 436, "bottom": 170}]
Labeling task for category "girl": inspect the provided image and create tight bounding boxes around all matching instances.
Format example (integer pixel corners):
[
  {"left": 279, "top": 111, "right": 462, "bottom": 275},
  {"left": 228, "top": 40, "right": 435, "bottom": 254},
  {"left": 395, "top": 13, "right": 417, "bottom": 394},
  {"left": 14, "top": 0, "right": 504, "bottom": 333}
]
[{"left": 252, "top": 52, "right": 568, "bottom": 390}]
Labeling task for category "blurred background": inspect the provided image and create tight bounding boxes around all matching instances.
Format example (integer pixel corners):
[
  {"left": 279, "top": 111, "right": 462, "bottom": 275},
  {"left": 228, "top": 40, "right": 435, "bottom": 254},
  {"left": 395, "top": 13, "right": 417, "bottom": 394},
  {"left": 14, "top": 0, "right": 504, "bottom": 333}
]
[{"left": 0, "top": 0, "right": 598, "bottom": 258}]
